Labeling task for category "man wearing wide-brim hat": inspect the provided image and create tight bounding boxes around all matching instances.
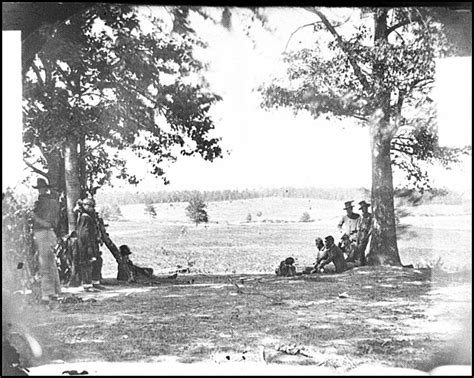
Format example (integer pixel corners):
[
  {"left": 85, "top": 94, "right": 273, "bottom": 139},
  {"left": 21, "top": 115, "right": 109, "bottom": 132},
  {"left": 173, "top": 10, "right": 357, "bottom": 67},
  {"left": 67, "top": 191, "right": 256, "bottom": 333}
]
[
  {"left": 356, "top": 200, "right": 372, "bottom": 266},
  {"left": 337, "top": 200, "right": 360, "bottom": 246},
  {"left": 31, "top": 177, "right": 62, "bottom": 303}
]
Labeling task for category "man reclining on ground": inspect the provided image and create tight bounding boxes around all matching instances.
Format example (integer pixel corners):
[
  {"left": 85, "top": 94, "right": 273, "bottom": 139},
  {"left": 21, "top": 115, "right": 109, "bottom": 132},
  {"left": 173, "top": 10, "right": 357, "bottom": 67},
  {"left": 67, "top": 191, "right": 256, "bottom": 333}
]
[{"left": 117, "top": 245, "right": 154, "bottom": 282}]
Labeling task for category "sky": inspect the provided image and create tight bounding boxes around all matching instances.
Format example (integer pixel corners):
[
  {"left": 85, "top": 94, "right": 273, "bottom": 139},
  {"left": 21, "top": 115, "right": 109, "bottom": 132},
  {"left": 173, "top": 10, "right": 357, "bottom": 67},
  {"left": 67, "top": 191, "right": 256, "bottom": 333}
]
[{"left": 2, "top": 7, "right": 472, "bottom": 194}]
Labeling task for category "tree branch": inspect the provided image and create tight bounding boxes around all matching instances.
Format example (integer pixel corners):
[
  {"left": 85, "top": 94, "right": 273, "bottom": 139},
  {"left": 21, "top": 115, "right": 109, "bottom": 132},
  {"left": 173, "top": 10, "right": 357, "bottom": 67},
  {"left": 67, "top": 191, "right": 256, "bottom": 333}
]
[
  {"left": 385, "top": 20, "right": 412, "bottom": 37},
  {"left": 388, "top": 90, "right": 404, "bottom": 138},
  {"left": 31, "top": 64, "right": 45, "bottom": 87},
  {"left": 352, "top": 114, "right": 369, "bottom": 121},
  {"left": 54, "top": 62, "right": 76, "bottom": 90},
  {"left": 23, "top": 159, "right": 49, "bottom": 179},
  {"left": 307, "top": 8, "right": 371, "bottom": 92},
  {"left": 408, "top": 78, "right": 434, "bottom": 96},
  {"left": 284, "top": 22, "right": 319, "bottom": 53}
]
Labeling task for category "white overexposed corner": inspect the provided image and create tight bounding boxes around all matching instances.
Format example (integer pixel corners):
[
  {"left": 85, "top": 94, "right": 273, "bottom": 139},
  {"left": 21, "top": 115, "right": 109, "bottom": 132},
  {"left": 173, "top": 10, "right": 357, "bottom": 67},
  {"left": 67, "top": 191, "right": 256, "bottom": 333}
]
[
  {"left": 2, "top": 30, "right": 25, "bottom": 191},
  {"left": 435, "top": 56, "right": 472, "bottom": 148}
]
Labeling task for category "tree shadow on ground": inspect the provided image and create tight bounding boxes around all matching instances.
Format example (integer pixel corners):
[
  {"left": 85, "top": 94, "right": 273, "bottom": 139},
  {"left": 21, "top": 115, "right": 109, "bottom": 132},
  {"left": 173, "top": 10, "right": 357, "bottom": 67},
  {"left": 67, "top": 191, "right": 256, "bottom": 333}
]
[{"left": 7, "top": 266, "right": 471, "bottom": 374}]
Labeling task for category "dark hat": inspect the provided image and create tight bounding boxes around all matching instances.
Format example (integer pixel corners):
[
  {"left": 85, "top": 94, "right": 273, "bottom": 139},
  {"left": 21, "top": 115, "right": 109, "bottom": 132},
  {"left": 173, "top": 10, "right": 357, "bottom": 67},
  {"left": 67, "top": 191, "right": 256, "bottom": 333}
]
[
  {"left": 284, "top": 257, "right": 295, "bottom": 265},
  {"left": 325, "top": 235, "right": 334, "bottom": 243},
  {"left": 343, "top": 201, "right": 354, "bottom": 210},
  {"left": 33, "top": 178, "right": 50, "bottom": 189},
  {"left": 82, "top": 197, "right": 96, "bottom": 206},
  {"left": 359, "top": 200, "right": 371, "bottom": 209},
  {"left": 119, "top": 245, "right": 132, "bottom": 255}
]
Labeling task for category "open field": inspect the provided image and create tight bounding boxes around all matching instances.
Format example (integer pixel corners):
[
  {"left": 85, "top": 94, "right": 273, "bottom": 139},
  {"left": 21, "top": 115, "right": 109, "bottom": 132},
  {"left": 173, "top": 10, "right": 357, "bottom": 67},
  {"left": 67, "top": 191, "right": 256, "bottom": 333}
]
[{"left": 98, "top": 198, "right": 472, "bottom": 278}]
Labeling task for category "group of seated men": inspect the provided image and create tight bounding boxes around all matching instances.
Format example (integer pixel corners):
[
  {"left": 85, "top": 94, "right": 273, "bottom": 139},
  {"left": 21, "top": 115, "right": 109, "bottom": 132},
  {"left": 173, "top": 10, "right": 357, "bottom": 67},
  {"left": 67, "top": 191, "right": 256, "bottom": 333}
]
[{"left": 276, "top": 199, "right": 372, "bottom": 276}]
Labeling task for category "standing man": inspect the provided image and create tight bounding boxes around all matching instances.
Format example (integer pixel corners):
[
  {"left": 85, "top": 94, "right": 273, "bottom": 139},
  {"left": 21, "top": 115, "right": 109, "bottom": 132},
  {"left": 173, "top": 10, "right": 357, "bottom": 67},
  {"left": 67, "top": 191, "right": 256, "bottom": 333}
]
[
  {"left": 356, "top": 200, "right": 372, "bottom": 266},
  {"left": 76, "top": 197, "right": 105, "bottom": 291},
  {"left": 32, "top": 178, "right": 62, "bottom": 303},
  {"left": 337, "top": 200, "right": 360, "bottom": 245}
]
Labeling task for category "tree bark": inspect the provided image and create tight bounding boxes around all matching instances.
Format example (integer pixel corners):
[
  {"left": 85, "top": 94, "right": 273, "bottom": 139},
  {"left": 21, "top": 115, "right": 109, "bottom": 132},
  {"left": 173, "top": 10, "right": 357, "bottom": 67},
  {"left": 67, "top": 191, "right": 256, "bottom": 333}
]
[
  {"left": 366, "top": 8, "right": 402, "bottom": 266},
  {"left": 78, "top": 133, "right": 87, "bottom": 198},
  {"left": 64, "top": 136, "right": 81, "bottom": 232},
  {"left": 44, "top": 149, "right": 68, "bottom": 236},
  {"left": 366, "top": 123, "right": 401, "bottom": 265}
]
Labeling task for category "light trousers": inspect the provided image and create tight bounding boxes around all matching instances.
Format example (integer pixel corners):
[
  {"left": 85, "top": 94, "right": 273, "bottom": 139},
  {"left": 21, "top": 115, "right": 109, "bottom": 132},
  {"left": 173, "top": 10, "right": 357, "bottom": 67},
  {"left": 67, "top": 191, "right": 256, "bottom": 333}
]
[{"left": 34, "top": 229, "right": 61, "bottom": 299}]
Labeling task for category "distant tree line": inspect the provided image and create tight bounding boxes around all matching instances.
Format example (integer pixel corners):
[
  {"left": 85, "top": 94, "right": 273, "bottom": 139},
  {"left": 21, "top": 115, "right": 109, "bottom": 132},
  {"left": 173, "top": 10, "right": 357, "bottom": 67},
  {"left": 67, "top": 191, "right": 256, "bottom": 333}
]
[
  {"left": 96, "top": 187, "right": 373, "bottom": 206},
  {"left": 95, "top": 186, "right": 465, "bottom": 207}
]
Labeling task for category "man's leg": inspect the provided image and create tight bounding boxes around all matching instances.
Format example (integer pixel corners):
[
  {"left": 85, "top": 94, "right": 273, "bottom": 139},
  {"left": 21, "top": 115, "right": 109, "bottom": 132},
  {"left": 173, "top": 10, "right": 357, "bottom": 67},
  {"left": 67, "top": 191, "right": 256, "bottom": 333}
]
[
  {"left": 358, "top": 237, "right": 369, "bottom": 266},
  {"left": 35, "top": 230, "right": 61, "bottom": 301},
  {"left": 322, "top": 263, "right": 336, "bottom": 274},
  {"left": 79, "top": 260, "right": 93, "bottom": 291},
  {"left": 92, "top": 255, "right": 106, "bottom": 289}
]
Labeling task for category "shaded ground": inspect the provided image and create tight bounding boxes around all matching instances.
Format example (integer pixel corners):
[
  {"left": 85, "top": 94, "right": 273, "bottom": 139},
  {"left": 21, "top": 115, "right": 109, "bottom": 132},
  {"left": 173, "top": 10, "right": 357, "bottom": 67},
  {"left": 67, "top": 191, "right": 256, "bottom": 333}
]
[{"left": 7, "top": 266, "right": 471, "bottom": 375}]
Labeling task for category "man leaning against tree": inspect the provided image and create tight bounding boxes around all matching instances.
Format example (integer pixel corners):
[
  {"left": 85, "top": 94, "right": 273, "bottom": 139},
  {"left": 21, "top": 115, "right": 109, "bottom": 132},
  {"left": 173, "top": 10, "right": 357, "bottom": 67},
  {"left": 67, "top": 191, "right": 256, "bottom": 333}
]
[{"left": 356, "top": 200, "right": 372, "bottom": 266}]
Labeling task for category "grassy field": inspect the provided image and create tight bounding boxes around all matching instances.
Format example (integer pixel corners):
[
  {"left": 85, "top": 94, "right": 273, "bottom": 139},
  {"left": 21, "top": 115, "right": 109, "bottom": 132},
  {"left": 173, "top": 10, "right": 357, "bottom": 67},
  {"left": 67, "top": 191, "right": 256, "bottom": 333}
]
[{"left": 98, "top": 198, "right": 472, "bottom": 279}]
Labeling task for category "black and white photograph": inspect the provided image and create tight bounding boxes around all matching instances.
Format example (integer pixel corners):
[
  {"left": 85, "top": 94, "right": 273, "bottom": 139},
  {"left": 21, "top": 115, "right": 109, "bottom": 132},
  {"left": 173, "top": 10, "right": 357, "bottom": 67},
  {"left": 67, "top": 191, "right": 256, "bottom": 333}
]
[{"left": 2, "top": 2, "right": 472, "bottom": 375}]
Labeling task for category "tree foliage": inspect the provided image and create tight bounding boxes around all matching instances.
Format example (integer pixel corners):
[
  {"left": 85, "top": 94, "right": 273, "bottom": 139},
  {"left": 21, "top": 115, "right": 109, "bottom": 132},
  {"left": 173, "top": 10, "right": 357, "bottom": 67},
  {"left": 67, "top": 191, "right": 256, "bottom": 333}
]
[
  {"left": 2, "top": 190, "right": 39, "bottom": 300},
  {"left": 259, "top": 7, "right": 470, "bottom": 192},
  {"left": 185, "top": 195, "right": 209, "bottom": 226},
  {"left": 23, "top": 4, "right": 223, "bottom": 195},
  {"left": 98, "top": 203, "right": 123, "bottom": 221}
]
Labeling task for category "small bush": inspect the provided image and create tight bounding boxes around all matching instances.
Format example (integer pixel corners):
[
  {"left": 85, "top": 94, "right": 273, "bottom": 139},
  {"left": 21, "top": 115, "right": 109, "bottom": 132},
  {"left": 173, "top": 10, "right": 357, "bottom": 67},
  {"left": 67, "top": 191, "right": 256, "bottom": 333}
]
[
  {"left": 185, "top": 196, "right": 208, "bottom": 226},
  {"left": 144, "top": 203, "right": 157, "bottom": 218},
  {"left": 299, "top": 212, "right": 312, "bottom": 222},
  {"left": 99, "top": 203, "right": 123, "bottom": 221},
  {"left": 2, "top": 190, "right": 39, "bottom": 299}
]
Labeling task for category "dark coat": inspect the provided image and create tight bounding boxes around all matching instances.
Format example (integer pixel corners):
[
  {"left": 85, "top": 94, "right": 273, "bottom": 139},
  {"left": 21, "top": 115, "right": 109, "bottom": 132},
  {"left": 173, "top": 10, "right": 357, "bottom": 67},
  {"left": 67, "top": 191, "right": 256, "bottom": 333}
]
[{"left": 76, "top": 211, "right": 99, "bottom": 263}]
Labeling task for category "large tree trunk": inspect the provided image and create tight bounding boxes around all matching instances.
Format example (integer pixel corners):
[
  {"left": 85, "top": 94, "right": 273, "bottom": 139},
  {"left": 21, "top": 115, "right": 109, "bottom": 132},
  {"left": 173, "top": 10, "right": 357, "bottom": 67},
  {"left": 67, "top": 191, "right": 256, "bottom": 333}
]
[
  {"left": 45, "top": 149, "right": 68, "bottom": 236},
  {"left": 78, "top": 133, "right": 87, "bottom": 198},
  {"left": 64, "top": 137, "right": 81, "bottom": 232},
  {"left": 366, "top": 125, "right": 401, "bottom": 266},
  {"left": 366, "top": 8, "right": 402, "bottom": 266}
]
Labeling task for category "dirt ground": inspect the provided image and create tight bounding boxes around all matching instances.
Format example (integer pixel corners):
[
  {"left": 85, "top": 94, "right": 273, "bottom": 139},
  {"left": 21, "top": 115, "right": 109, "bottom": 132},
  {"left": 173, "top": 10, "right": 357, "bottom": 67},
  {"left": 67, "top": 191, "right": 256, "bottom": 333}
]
[{"left": 6, "top": 266, "right": 472, "bottom": 375}]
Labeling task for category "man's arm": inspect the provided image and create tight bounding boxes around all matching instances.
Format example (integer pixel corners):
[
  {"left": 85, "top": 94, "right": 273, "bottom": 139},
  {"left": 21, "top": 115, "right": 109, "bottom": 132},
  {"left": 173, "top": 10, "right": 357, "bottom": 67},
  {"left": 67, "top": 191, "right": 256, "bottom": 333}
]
[
  {"left": 337, "top": 216, "right": 344, "bottom": 230},
  {"left": 316, "top": 250, "right": 334, "bottom": 270}
]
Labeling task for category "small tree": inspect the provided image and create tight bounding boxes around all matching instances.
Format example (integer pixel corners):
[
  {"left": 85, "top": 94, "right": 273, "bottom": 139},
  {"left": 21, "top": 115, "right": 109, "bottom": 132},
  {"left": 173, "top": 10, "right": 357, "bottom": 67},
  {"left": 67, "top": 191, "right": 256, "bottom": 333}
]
[
  {"left": 185, "top": 196, "right": 208, "bottom": 226},
  {"left": 144, "top": 203, "right": 157, "bottom": 218},
  {"left": 99, "top": 203, "right": 123, "bottom": 221},
  {"left": 299, "top": 211, "right": 312, "bottom": 222}
]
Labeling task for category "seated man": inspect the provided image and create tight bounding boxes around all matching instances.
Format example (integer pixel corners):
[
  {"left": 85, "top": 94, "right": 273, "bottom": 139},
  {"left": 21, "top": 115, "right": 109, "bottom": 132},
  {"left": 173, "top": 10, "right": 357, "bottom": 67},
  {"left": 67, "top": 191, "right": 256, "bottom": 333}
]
[
  {"left": 275, "top": 257, "right": 297, "bottom": 277},
  {"left": 339, "top": 234, "right": 359, "bottom": 265},
  {"left": 117, "top": 245, "right": 154, "bottom": 281},
  {"left": 315, "top": 236, "right": 353, "bottom": 274},
  {"left": 303, "top": 237, "right": 327, "bottom": 274}
]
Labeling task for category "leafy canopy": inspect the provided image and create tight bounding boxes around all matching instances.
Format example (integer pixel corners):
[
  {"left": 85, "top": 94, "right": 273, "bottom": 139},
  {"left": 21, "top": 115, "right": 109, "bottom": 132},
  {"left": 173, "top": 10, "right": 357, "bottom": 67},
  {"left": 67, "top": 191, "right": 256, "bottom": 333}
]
[
  {"left": 23, "top": 4, "right": 223, "bottom": 193},
  {"left": 259, "top": 7, "right": 470, "bottom": 191}
]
